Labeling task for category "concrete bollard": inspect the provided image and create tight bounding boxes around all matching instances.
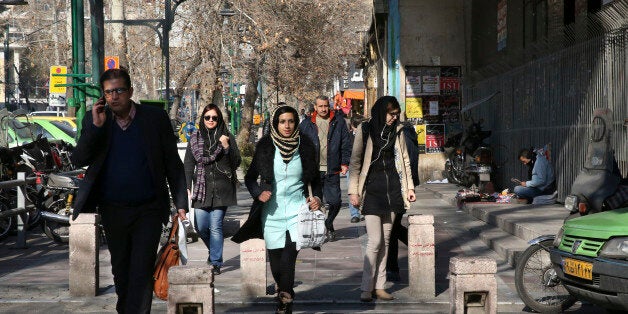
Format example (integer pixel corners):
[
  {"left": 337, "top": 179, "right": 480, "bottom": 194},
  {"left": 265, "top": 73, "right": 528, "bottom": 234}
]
[
  {"left": 449, "top": 256, "right": 497, "bottom": 314},
  {"left": 239, "top": 217, "right": 267, "bottom": 296},
  {"left": 167, "top": 266, "right": 214, "bottom": 314},
  {"left": 69, "top": 213, "right": 100, "bottom": 297},
  {"left": 407, "top": 214, "right": 435, "bottom": 299}
]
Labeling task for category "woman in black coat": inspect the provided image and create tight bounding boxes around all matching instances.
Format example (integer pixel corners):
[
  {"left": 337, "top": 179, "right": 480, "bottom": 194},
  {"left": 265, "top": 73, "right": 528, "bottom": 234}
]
[
  {"left": 233, "top": 105, "right": 322, "bottom": 314},
  {"left": 184, "top": 103, "right": 241, "bottom": 275}
]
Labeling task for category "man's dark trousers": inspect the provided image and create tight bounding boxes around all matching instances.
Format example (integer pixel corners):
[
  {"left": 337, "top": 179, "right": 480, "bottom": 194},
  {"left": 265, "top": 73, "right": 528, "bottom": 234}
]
[
  {"left": 387, "top": 213, "right": 408, "bottom": 273},
  {"left": 321, "top": 172, "right": 342, "bottom": 232},
  {"left": 100, "top": 202, "right": 164, "bottom": 314}
]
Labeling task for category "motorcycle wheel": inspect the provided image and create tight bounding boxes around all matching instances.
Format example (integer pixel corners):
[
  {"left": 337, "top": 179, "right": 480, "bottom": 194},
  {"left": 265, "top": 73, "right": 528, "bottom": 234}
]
[
  {"left": 26, "top": 186, "right": 43, "bottom": 229},
  {"left": 445, "top": 161, "right": 458, "bottom": 184},
  {"left": 450, "top": 155, "right": 467, "bottom": 185},
  {"left": 0, "top": 201, "right": 15, "bottom": 241},
  {"left": 515, "top": 239, "right": 577, "bottom": 313},
  {"left": 42, "top": 199, "right": 70, "bottom": 244}
]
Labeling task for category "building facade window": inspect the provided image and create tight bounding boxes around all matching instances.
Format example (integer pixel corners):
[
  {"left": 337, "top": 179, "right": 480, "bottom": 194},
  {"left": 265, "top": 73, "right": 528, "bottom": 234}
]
[{"left": 524, "top": 0, "right": 548, "bottom": 47}]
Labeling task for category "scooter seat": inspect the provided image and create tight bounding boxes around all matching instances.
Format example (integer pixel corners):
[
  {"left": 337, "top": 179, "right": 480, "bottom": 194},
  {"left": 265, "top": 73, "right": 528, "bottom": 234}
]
[{"left": 47, "top": 173, "right": 77, "bottom": 189}]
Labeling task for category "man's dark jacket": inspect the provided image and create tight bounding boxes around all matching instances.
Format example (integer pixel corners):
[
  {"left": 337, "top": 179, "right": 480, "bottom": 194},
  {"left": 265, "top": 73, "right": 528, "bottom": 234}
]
[
  {"left": 298, "top": 110, "right": 351, "bottom": 175},
  {"left": 71, "top": 103, "right": 188, "bottom": 220}
]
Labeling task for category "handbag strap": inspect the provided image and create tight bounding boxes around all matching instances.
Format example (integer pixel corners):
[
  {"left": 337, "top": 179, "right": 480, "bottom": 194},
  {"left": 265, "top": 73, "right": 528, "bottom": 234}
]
[
  {"left": 308, "top": 184, "right": 326, "bottom": 214},
  {"left": 169, "top": 215, "right": 179, "bottom": 244}
]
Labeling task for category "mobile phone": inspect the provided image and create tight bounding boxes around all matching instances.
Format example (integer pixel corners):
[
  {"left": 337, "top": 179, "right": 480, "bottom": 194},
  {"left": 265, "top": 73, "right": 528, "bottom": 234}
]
[
  {"left": 96, "top": 97, "right": 108, "bottom": 113},
  {"left": 510, "top": 178, "right": 522, "bottom": 184}
]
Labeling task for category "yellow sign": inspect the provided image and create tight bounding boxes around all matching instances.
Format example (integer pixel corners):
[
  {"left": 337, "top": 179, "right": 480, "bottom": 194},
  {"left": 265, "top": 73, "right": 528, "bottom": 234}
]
[
  {"left": 405, "top": 97, "right": 423, "bottom": 119},
  {"left": 104, "top": 56, "right": 120, "bottom": 70},
  {"left": 416, "top": 124, "right": 426, "bottom": 145},
  {"left": 49, "top": 66, "right": 67, "bottom": 94},
  {"left": 563, "top": 258, "right": 592, "bottom": 280},
  {"left": 253, "top": 114, "right": 262, "bottom": 125}
]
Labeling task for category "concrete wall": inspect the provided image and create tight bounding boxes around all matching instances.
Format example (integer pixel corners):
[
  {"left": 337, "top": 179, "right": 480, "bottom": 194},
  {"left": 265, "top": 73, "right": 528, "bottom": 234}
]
[{"left": 399, "top": 0, "right": 466, "bottom": 67}]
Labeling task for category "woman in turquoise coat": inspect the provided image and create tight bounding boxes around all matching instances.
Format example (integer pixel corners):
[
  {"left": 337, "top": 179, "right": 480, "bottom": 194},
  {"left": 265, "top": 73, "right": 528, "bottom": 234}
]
[{"left": 235, "top": 105, "right": 322, "bottom": 314}]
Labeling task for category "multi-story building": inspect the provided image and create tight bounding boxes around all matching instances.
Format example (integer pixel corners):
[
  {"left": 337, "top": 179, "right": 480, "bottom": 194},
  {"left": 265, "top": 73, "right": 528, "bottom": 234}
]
[{"left": 364, "top": 0, "right": 627, "bottom": 197}]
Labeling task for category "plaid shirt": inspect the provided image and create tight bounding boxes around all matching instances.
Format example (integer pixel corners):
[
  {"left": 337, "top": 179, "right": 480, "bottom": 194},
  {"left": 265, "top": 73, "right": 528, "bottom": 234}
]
[{"left": 113, "top": 103, "right": 136, "bottom": 130}]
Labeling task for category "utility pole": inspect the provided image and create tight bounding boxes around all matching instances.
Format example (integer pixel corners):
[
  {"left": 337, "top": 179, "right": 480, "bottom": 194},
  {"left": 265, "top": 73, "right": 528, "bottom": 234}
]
[{"left": 4, "top": 24, "right": 9, "bottom": 108}]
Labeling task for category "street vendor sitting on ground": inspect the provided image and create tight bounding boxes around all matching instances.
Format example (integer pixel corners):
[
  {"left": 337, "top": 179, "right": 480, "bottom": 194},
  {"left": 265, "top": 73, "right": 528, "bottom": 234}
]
[{"left": 514, "top": 147, "right": 556, "bottom": 203}]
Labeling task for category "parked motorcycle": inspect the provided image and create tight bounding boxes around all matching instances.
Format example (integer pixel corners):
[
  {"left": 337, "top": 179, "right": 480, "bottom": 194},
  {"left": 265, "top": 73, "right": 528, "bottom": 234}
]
[
  {"left": 514, "top": 108, "right": 627, "bottom": 312},
  {"left": 36, "top": 172, "right": 80, "bottom": 243},
  {"left": 515, "top": 235, "right": 577, "bottom": 312},
  {"left": 563, "top": 108, "right": 627, "bottom": 216},
  {"left": 444, "top": 116, "right": 493, "bottom": 188}
]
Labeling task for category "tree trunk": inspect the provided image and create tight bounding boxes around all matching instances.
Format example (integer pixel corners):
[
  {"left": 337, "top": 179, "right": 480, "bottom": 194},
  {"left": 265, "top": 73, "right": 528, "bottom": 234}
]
[
  {"left": 236, "top": 64, "right": 260, "bottom": 146},
  {"left": 169, "top": 87, "right": 183, "bottom": 121},
  {"left": 110, "top": 0, "right": 128, "bottom": 67}
]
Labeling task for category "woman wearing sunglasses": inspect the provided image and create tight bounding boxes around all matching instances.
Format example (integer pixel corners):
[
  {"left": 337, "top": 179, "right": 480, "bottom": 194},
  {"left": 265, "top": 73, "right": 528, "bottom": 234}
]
[{"left": 184, "top": 103, "right": 241, "bottom": 275}]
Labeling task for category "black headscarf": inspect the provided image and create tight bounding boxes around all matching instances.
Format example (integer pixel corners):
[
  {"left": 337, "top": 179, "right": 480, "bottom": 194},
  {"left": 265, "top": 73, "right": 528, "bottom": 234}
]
[{"left": 369, "top": 96, "right": 400, "bottom": 151}]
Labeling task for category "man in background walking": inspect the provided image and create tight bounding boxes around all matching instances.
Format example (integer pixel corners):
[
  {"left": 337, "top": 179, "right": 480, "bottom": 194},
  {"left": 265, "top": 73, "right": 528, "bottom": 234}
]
[{"left": 300, "top": 95, "right": 351, "bottom": 241}]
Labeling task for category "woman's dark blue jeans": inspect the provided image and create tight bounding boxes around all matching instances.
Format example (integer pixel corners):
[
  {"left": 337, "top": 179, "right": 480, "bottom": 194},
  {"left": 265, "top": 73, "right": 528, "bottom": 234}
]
[{"left": 194, "top": 207, "right": 227, "bottom": 267}]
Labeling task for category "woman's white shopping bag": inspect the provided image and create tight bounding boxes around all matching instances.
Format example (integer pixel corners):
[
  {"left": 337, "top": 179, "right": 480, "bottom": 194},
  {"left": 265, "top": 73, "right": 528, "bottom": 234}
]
[{"left": 296, "top": 203, "right": 327, "bottom": 250}]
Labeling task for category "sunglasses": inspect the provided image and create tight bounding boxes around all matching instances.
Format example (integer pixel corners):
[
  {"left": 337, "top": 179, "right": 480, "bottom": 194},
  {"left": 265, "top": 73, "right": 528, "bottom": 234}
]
[{"left": 204, "top": 115, "right": 219, "bottom": 122}]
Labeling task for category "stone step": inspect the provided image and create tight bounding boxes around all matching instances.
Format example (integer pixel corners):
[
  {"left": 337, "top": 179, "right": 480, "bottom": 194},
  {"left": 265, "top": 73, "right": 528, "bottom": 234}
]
[
  {"left": 462, "top": 202, "right": 565, "bottom": 243},
  {"left": 460, "top": 218, "right": 529, "bottom": 267}
]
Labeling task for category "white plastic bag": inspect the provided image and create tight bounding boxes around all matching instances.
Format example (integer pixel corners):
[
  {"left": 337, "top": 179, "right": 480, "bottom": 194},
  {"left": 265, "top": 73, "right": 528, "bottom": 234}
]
[
  {"left": 296, "top": 204, "right": 327, "bottom": 250},
  {"left": 177, "top": 218, "right": 190, "bottom": 265}
]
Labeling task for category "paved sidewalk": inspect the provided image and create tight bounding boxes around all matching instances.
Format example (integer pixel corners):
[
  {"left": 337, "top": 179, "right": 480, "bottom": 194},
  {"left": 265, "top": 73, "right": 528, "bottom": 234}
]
[{"left": 0, "top": 180, "right": 604, "bottom": 313}]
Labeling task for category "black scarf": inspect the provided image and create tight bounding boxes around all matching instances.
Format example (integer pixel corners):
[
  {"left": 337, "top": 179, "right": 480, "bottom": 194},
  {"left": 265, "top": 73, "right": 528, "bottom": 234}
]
[{"left": 369, "top": 96, "right": 398, "bottom": 151}]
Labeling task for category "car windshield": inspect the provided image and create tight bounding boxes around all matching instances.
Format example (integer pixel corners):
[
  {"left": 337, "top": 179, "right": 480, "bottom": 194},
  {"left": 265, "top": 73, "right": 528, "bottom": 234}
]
[
  {"left": 49, "top": 121, "right": 76, "bottom": 138},
  {"left": 22, "top": 122, "right": 52, "bottom": 139},
  {"left": 6, "top": 118, "right": 33, "bottom": 139}
]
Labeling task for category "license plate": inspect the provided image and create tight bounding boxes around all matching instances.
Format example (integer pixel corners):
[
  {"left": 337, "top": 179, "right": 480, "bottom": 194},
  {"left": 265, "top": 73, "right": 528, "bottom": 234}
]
[{"left": 563, "top": 258, "right": 593, "bottom": 280}]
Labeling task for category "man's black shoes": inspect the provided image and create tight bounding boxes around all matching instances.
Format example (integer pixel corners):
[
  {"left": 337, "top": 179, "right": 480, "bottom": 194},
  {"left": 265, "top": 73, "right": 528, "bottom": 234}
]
[{"left": 211, "top": 265, "right": 221, "bottom": 275}]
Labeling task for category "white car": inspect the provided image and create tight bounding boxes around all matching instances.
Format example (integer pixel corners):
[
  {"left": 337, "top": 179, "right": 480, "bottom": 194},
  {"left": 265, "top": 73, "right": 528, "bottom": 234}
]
[{"left": 29, "top": 111, "right": 67, "bottom": 117}]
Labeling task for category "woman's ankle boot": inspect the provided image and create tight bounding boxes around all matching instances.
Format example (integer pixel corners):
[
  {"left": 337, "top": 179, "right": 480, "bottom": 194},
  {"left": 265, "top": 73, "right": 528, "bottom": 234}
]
[
  {"left": 373, "top": 289, "right": 395, "bottom": 300},
  {"left": 276, "top": 291, "right": 293, "bottom": 314}
]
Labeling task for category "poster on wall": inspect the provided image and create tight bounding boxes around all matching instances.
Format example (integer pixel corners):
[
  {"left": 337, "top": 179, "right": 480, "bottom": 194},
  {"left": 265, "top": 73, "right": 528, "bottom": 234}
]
[
  {"left": 440, "top": 77, "right": 460, "bottom": 96},
  {"left": 405, "top": 66, "right": 461, "bottom": 155},
  {"left": 421, "top": 73, "right": 440, "bottom": 95},
  {"left": 416, "top": 124, "right": 426, "bottom": 154},
  {"left": 429, "top": 101, "right": 439, "bottom": 116},
  {"left": 425, "top": 124, "right": 445, "bottom": 154},
  {"left": 405, "top": 70, "right": 422, "bottom": 97},
  {"left": 405, "top": 97, "right": 423, "bottom": 119}
]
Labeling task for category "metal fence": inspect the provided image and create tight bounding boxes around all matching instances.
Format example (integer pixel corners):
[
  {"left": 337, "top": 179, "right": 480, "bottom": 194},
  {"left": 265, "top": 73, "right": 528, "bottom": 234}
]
[
  {"left": 0, "top": 173, "right": 35, "bottom": 248},
  {"left": 463, "top": 27, "right": 628, "bottom": 201}
]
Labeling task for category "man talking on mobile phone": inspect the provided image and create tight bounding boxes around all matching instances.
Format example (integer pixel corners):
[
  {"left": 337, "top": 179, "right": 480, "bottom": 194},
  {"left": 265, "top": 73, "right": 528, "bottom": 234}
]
[{"left": 71, "top": 68, "right": 188, "bottom": 313}]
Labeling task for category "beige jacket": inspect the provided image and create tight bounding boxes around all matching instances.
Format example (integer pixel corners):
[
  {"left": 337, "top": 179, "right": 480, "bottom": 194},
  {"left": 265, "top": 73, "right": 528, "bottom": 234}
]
[{"left": 348, "top": 123, "right": 414, "bottom": 211}]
